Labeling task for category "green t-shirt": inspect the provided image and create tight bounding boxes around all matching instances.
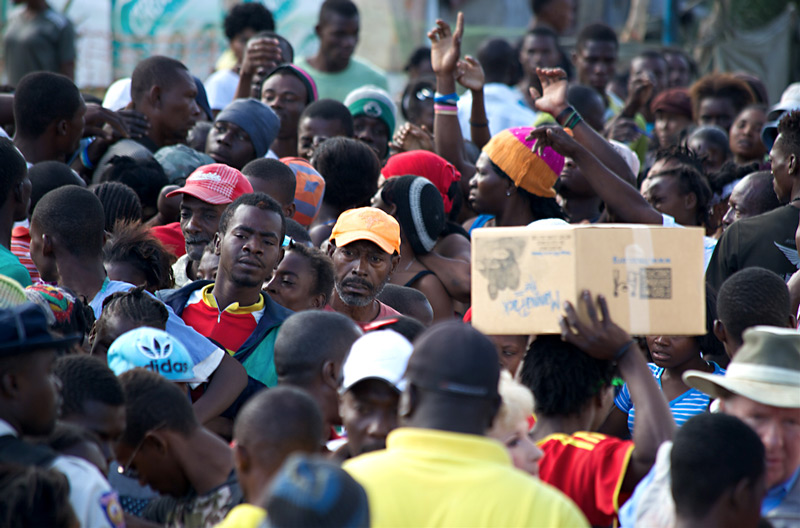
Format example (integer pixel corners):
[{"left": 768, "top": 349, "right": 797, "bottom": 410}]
[
  {"left": 0, "top": 245, "right": 32, "bottom": 287},
  {"left": 296, "top": 56, "right": 388, "bottom": 102}
]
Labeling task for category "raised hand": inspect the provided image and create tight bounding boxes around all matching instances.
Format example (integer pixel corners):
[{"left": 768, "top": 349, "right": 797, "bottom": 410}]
[
  {"left": 456, "top": 55, "right": 484, "bottom": 92},
  {"left": 240, "top": 38, "right": 282, "bottom": 77},
  {"left": 115, "top": 109, "right": 150, "bottom": 139},
  {"left": 560, "top": 291, "right": 633, "bottom": 361},
  {"left": 427, "top": 12, "right": 464, "bottom": 76},
  {"left": 390, "top": 122, "right": 435, "bottom": 153},
  {"left": 526, "top": 125, "right": 584, "bottom": 160},
  {"left": 531, "top": 67, "right": 569, "bottom": 117},
  {"left": 83, "top": 103, "right": 129, "bottom": 140}
]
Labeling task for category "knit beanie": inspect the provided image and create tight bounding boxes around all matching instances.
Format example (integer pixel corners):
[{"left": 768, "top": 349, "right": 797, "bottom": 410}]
[
  {"left": 481, "top": 127, "right": 565, "bottom": 198},
  {"left": 384, "top": 175, "right": 445, "bottom": 255},
  {"left": 344, "top": 85, "right": 397, "bottom": 136},
  {"left": 267, "top": 64, "right": 318, "bottom": 104},
  {"left": 215, "top": 98, "right": 280, "bottom": 158},
  {"left": 382, "top": 150, "right": 461, "bottom": 214},
  {"left": 265, "top": 454, "right": 369, "bottom": 528}
]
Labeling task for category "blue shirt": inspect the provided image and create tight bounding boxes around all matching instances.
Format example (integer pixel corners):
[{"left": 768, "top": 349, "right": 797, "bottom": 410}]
[
  {"left": 615, "top": 362, "right": 725, "bottom": 434},
  {"left": 90, "top": 278, "right": 225, "bottom": 382},
  {"left": 763, "top": 466, "right": 800, "bottom": 515}
]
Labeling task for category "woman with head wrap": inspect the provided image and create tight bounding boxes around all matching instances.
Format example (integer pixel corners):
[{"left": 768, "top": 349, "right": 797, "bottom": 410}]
[
  {"left": 428, "top": 15, "right": 638, "bottom": 233},
  {"left": 374, "top": 175, "right": 455, "bottom": 321},
  {"left": 466, "top": 126, "right": 568, "bottom": 230},
  {"left": 380, "top": 150, "right": 472, "bottom": 304}
]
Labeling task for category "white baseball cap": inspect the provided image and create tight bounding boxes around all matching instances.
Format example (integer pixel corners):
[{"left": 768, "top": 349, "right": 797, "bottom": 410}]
[{"left": 342, "top": 330, "right": 413, "bottom": 393}]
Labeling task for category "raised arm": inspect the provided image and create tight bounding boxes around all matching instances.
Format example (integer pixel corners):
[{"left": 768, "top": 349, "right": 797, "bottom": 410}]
[
  {"left": 456, "top": 55, "right": 491, "bottom": 149},
  {"left": 429, "top": 13, "right": 476, "bottom": 189},
  {"left": 234, "top": 37, "right": 283, "bottom": 100},
  {"left": 527, "top": 125, "right": 662, "bottom": 224},
  {"left": 561, "top": 291, "right": 676, "bottom": 492},
  {"left": 532, "top": 68, "right": 637, "bottom": 187}
]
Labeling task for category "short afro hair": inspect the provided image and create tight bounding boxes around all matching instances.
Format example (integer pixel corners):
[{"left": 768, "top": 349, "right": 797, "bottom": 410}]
[
  {"left": 717, "top": 268, "right": 791, "bottom": 345},
  {"left": 28, "top": 161, "right": 82, "bottom": 215},
  {"left": 689, "top": 73, "right": 755, "bottom": 123},
  {"left": 520, "top": 335, "right": 615, "bottom": 417},
  {"left": 777, "top": 109, "right": 800, "bottom": 155},
  {"left": 100, "top": 156, "right": 168, "bottom": 218},
  {"left": 671, "top": 413, "right": 764, "bottom": 519},
  {"left": 130, "top": 56, "right": 190, "bottom": 104},
  {"left": 319, "top": 0, "right": 359, "bottom": 23},
  {"left": 54, "top": 355, "right": 124, "bottom": 417},
  {"left": 242, "top": 158, "right": 297, "bottom": 208},
  {"left": 313, "top": 137, "right": 379, "bottom": 211},
  {"left": 0, "top": 137, "right": 27, "bottom": 206},
  {"left": 218, "top": 192, "right": 286, "bottom": 239},
  {"left": 224, "top": 3, "right": 274, "bottom": 41},
  {"left": 300, "top": 99, "right": 355, "bottom": 138},
  {"left": 32, "top": 186, "right": 105, "bottom": 257},
  {"left": 576, "top": 23, "right": 618, "bottom": 52},
  {"left": 13, "top": 72, "right": 82, "bottom": 139},
  {"left": 118, "top": 368, "right": 198, "bottom": 446}
]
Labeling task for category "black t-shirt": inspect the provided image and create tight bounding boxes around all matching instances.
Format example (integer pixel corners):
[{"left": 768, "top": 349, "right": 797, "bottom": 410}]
[{"left": 706, "top": 204, "right": 800, "bottom": 291}]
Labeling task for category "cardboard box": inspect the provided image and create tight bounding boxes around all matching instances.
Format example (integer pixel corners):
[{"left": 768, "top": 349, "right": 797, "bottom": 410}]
[{"left": 471, "top": 224, "right": 706, "bottom": 336}]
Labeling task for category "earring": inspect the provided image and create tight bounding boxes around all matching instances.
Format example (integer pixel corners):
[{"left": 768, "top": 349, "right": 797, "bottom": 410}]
[{"left": 506, "top": 189, "right": 512, "bottom": 196}]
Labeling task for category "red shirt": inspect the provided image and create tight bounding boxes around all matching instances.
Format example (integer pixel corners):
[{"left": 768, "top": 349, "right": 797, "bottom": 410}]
[
  {"left": 537, "top": 431, "right": 634, "bottom": 527},
  {"left": 324, "top": 301, "right": 401, "bottom": 331},
  {"left": 181, "top": 284, "right": 263, "bottom": 355}
]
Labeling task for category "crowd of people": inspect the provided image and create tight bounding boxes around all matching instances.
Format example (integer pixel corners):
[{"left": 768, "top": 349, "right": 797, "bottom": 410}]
[{"left": 0, "top": 0, "right": 799, "bottom": 526}]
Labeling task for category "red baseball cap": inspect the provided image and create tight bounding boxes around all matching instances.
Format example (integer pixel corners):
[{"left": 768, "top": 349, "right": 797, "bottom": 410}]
[{"left": 166, "top": 163, "right": 253, "bottom": 205}]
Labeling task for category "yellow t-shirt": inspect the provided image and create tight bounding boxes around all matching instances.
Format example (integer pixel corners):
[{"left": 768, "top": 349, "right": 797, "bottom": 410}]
[
  {"left": 214, "top": 503, "right": 266, "bottom": 528},
  {"left": 343, "top": 427, "right": 589, "bottom": 528}
]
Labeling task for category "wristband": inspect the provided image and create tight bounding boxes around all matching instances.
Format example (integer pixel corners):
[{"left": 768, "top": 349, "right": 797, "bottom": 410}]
[
  {"left": 469, "top": 120, "right": 489, "bottom": 127},
  {"left": 613, "top": 340, "right": 635, "bottom": 362},
  {"left": 434, "top": 91, "right": 459, "bottom": 104},
  {"left": 565, "top": 112, "right": 583, "bottom": 130},
  {"left": 556, "top": 106, "right": 576, "bottom": 126},
  {"left": 434, "top": 104, "right": 458, "bottom": 115},
  {"left": 80, "top": 144, "right": 95, "bottom": 170}
]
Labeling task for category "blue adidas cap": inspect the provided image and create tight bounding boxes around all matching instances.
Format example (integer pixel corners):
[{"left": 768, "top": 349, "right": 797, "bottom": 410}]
[{"left": 107, "top": 327, "right": 207, "bottom": 383}]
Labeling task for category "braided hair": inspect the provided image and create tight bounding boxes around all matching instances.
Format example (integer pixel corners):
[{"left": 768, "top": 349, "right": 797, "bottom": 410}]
[
  {"left": 97, "top": 285, "right": 168, "bottom": 333},
  {"left": 92, "top": 182, "right": 142, "bottom": 232}
]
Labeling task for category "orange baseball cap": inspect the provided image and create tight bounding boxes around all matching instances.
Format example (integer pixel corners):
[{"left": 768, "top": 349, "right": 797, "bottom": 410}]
[{"left": 330, "top": 207, "right": 401, "bottom": 255}]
